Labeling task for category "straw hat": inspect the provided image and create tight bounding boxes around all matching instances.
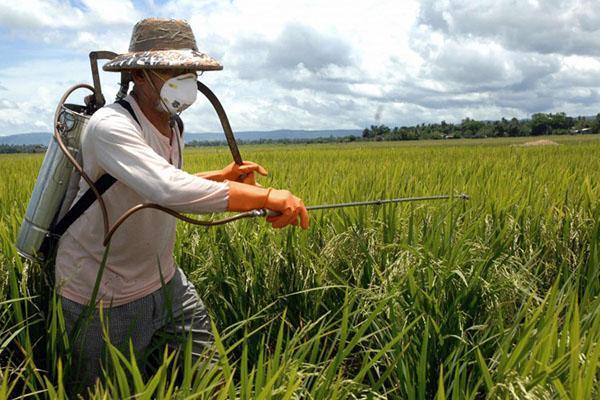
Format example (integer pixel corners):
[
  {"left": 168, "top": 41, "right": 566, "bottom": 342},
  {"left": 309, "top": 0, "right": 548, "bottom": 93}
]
[{"left": 103, "top": 18, "right": 222, "bottom": 72}]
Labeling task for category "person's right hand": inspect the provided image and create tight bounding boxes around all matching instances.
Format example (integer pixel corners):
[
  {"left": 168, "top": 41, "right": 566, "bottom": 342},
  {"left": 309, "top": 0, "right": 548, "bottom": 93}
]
[
  {"left": 264, "top": 189, "right": 309, "bottom": 229},
  {"left": 227, "top": 182, "right": 309, "bottom": 229}
]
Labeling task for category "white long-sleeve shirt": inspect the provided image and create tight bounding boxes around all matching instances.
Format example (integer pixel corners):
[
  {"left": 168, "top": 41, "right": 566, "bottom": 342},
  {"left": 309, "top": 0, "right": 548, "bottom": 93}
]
[{"left": 55, "top": 94, "right": 229, "bottom": 307}]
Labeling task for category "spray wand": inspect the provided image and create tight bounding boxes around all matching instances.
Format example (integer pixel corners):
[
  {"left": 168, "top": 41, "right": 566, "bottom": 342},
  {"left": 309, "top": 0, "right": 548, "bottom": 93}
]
[
  {"left": 100, "top": 83, "right": 469, "bottom": 244},
  {"left": 102, "top": 193, "right": 469, "bottom": 244}
]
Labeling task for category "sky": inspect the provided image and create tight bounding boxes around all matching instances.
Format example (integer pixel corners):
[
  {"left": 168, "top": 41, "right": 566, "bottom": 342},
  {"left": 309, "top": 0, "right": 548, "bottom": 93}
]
[{"left": 0, "top": 0, "right": 599, "bottom": 135}]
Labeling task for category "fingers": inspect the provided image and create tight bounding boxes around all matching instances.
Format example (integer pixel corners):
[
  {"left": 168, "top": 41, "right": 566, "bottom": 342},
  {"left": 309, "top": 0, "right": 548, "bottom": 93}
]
[
  {"left": 262, "top": 187, "right": 309, "bottom": 229},
  {"left": 239, "top": 161, "right": 268, "bottom": 176},
  {"left": 271, "top": 215, "right": 293, "bottom": 229},
  {"left": 266, "top": 209, "right": 294, "bottom": 228},
  {"left": 231, "top": 161, "right": 268, "bottom": 185},
  {"left": 299, "top": 203, "right": 309, "bottom": 229},
  {"left": 268, "top": 214, "right": 307, "bottom": 229},
  {"left": 265, "top": 201, "right": 309, "bottom": 229},
  {"left": 269, "top": 212, "right": 298, "bottom": 228}
]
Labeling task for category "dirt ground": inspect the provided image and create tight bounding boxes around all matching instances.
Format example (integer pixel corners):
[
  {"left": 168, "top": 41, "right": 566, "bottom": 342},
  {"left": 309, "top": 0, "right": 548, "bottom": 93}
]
[{"left": 518, "top": 139, "right": 560, "bottom": 146}]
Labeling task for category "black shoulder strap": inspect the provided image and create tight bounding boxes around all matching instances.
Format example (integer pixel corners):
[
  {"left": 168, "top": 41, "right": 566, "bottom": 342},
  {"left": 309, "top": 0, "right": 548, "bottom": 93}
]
[
  {"left": 116, "top": 99, "right": 141, "bottom": 128},
  {"left": 174, "top": 115, "right": 184, "bottom": 136},
  {"left": 40, "top": 172, "right": 116, "bottom": 257},
  {"left": 51, "top": 174, "right": 117, "bottom": 236}
]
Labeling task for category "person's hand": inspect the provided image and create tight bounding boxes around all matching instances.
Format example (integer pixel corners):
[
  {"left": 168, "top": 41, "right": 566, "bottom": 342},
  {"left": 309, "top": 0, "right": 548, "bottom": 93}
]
[
  {"left": 197, "top": 161, "right": 267, "bottom": 185},
  {"left": 227, "top": 182, "right": 309, "bottom": 229},
  {"left": 221, "top": 161, "right": 268, "bottom": 185},
  {"left": 264, "top": 189, "right": 309, "bottom": 229}
]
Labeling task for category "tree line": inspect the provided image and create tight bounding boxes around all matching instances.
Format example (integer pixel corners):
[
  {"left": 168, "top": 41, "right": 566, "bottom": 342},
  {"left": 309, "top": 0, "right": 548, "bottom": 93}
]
[
  {"left": 361, "top": 113, "right": 600, "bottom": 141},
  {"left": 0, "top": 144, "right": 46, "bottom": 154}
]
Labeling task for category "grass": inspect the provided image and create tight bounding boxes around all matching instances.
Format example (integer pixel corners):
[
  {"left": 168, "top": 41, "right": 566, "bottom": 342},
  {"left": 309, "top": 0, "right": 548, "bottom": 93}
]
[{"left": 0, "top": 135, "right": 598, "bottom": 398}]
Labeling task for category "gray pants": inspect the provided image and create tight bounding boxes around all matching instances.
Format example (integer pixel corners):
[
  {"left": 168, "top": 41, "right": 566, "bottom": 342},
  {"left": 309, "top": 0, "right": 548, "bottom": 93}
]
[{"left": 60, "top": 267, "right": 216, "bottom": 391}]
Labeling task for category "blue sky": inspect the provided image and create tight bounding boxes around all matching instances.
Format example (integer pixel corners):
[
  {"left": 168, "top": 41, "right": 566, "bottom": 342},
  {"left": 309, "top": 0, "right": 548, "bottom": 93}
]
[{"left": 0, "top": 0, "right": 599, "bottom": 135}]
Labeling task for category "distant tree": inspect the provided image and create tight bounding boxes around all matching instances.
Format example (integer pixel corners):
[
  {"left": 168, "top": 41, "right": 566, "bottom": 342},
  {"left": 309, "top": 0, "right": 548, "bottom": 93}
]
[
  {"left": 531, "top": 113, "right": 552, "bottom": 136},
  {"left": 546, "top": 112, "right": 573, "bottom": 134},
  {"left": 506, "top": 117, "right": 522, "bottom": 136},
  {"left": 595, "top": 113, "right": 600, "bottom": 133},
  {"left": 460, "top": 117, "right": 485, "bottom": 137}
]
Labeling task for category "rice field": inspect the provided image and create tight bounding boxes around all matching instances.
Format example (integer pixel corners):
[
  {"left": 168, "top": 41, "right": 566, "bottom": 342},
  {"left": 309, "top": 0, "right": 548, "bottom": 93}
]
[{"left": 0, "top": 135, "right": 599, "bottom": 398}]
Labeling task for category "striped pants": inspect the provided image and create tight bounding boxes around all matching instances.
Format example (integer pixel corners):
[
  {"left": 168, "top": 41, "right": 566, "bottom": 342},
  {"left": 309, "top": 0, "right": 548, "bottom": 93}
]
[{"left": 60, "top": 267, "right": 216, "bottom": 393}]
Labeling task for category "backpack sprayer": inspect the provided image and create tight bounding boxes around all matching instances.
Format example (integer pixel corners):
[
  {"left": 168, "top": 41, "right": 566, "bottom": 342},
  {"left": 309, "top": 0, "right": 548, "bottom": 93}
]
[{"left": 16, "top": 51, "right": 468, "bottom": 262}]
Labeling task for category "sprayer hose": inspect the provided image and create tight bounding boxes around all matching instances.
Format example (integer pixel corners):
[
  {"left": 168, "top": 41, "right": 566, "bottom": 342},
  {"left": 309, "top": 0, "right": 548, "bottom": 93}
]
[{"left": 54, "top": 84, "right": 112, "bottom": 237}]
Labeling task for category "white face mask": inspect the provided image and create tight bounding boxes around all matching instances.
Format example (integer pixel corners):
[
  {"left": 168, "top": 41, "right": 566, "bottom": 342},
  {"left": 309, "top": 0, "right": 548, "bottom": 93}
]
[{"left": 152, "top": 72, "right": 198, "bottom": 115}]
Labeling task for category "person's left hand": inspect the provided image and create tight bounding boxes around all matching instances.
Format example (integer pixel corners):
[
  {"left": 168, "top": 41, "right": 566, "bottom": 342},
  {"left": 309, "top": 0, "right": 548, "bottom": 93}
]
[{"left": 197, "top": 161, "right": 268, "bottom": 185}]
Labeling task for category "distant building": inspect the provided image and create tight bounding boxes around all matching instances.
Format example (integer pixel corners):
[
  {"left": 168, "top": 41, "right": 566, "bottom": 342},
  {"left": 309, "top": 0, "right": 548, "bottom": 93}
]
[{"left": 571, "top": 127, "right": 592, "bottom": 134}]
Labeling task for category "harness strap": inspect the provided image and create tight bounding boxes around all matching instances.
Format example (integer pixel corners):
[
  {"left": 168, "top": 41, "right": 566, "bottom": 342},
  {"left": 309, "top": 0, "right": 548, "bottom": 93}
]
[
  {"left": 51, "top": 174, "right": 117, "bottom": 236},
  {"left": 116, "top": 99, "right": 141, "bottom": 128}
]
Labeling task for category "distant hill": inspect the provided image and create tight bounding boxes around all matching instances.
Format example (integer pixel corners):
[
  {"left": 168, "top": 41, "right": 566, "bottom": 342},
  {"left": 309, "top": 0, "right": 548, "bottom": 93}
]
[
  {"left": 0, "top": 132, "right": 52, "bottom": 146},
  {"left": 0, "top": 129, "right": 361, "bottom": 146},
  {"left": 186, "top": 129, "right": 361, "bottom": 143}
]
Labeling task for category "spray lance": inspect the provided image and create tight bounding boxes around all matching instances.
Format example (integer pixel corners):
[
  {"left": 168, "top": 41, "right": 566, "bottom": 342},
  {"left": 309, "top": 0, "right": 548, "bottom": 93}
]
[
  {"left": 16, "top": 51, "right": 469, "bottom": 261},
  {"left": 100, "top": 79, "right": 469, "bottom": 245}
]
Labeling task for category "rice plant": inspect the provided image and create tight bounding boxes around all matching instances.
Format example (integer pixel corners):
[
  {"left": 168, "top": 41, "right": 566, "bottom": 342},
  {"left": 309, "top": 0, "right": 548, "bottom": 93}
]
[{"left": 0, "top": 136, "right": 598, "bottom": 398}]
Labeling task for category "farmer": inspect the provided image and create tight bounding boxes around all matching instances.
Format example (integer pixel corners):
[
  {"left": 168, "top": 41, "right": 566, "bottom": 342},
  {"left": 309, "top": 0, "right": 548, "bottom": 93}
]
[{"left": 54, "top": 18, "right": 309, "bottom": 390}]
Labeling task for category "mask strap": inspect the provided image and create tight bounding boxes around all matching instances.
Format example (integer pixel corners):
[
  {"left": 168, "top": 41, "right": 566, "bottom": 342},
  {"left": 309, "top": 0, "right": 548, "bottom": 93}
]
[
  {"left": 143, "top": 69, "right": 171, "bottom": 114},
  {"left": 174, "top": 121, "right": 182, "bottom": 168}
]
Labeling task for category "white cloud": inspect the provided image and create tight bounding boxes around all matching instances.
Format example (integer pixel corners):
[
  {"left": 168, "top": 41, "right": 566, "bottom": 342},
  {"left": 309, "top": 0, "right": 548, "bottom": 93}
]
[
  {"left": 0, "top": 56, "right": 123, "bottom": 134},
  {"left": 418, "top": 0, "right": 600, "bottom": 56},
  {"left": 80, "top": 0, "right": 139, "bottom": 26},
  {"left": 0, "top": 0, "right": 87, "bottom": 30},
  {"left": 0, "top": 0, "right": 138, "bottom": 29}
]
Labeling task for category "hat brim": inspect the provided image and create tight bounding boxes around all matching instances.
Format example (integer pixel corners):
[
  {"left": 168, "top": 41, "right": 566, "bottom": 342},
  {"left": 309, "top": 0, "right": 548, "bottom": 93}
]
[{"left": 103, "top": 49, "right": 223, "bottom": 72}]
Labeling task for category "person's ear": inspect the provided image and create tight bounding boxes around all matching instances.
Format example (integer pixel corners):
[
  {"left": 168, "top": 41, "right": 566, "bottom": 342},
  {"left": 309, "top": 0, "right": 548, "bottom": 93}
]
[{"left": 131, "top": 70, "right": 145, "bottom": 85}]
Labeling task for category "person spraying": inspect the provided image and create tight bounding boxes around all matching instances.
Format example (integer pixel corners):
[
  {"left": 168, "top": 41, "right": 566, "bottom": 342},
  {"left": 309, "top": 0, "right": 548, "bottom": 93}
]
[{"left": 51, "top": 18, "right": 308, "bottom": 391}]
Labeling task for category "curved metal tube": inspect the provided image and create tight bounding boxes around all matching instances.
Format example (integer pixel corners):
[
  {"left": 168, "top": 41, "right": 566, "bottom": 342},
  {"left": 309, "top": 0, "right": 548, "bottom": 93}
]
[
  {"left": 103, "top": 206, "right": 262, "bottom": 245},
  {"left": 196, "top": 80, "right": 243, "bottom": 165},
  {"left": 89, "top": 51, "right": 115, "bottom": 108}
]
